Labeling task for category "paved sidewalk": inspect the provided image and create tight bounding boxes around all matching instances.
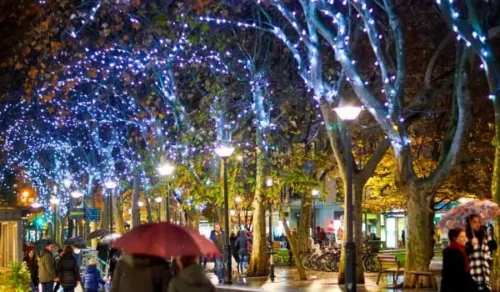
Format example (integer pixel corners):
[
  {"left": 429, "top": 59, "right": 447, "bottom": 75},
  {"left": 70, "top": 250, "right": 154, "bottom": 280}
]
[{"left": 211, "top": 267, "right": 439, "bottom": 292}]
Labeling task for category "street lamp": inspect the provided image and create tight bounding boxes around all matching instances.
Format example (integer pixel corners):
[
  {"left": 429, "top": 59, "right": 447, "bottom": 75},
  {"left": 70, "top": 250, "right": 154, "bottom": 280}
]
[
  {"left": 105, "top": 180, "right": 117, "bottom": 232},
  {"left": 157, "top": 162, "right": 175, "bottom": 223},
  {"left": 266, "top": 178, "right": 275, "bottom": 281},
  {"left": 63, "top": 178, "right": 72, "bottom": 189},
  {"left": 214, "top": 143, "right": 234, "bottom": 285},
  {"left": 155, "top": 197, "right": 162, "bottom": 222},
  {"left": 311, "top": 189, "right": 320, "bottom": 196},
  {"left": 70, "top": 190, "right": 83, "bottom": 199},
  {"left": 334, "top": 105, "right": 362, "bottom": 292},
  {"left": 50, "top": 196, "right": 59, "bottom": 241}
]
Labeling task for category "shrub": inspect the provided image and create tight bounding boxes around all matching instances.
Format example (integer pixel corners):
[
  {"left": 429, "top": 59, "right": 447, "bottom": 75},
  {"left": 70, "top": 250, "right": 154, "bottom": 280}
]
[{"left": 0, "top": 262, "right": 31, "bottom": 292}]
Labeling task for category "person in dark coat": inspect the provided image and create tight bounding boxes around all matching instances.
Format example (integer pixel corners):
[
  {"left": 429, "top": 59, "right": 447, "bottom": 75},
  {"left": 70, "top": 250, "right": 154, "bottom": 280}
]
[
  {"left": 23, "top": 249, "right": 39, "bottom": 292},
  {"left": 107, "top": 248, "right": 121, "bottom": 280},
  {"left": 168, "top": 256, "right": 215, "bottom": 292},
  {"left": 82, "top": 258, "right": 105, "bottom": 292},
  {"left": 56, "top": 245, "right": 81, "bottom": 292},
  {"left": 96, "top": 242, "right": 109, "bottom": 271},
  {"left": 209, "top": 223, "right": 225, "bottom": 283},
  {"left": 229, "top": 232, "right": 240, "bottom": 271},
  {"left": 441, "top": 228, "right": 478, "bottom": 292},
  {"left": 111, "top": 253, "right": 171, "bottom": 292},
  {"left": 235, "top": 230, "right": 249, "bottom": 273}
]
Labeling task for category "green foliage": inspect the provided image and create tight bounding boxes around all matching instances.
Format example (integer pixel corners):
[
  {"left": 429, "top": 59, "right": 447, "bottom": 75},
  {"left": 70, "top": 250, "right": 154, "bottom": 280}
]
[{"left": 0, "top": 262, "right": 31, "bottom": 292}]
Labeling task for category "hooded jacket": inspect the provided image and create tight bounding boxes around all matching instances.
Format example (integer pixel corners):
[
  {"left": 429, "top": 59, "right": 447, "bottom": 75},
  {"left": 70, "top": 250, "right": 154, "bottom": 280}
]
[
  {"left": 38, "top": 248, "right": 56, "bottom": 283},
  {"left": 83, "top": 264, "right": 105, "bottom": 290},
  {"left": 110, "top": 254, "right": 171, "bottom": 292},
  {"left": 168, "top": 265, "right": 215, "bottom": 292}
]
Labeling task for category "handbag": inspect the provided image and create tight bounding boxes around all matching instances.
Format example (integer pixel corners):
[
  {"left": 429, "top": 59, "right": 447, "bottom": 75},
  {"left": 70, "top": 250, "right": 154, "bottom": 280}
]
[{"left": 74, "top": 283, "right": 84, "bottom": 292}]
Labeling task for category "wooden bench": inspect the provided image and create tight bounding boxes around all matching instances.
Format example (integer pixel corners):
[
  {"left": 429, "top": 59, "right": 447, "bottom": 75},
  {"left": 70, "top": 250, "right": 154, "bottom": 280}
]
[{"left": 376, "top": 255, "right": 404, "bottom": 286}]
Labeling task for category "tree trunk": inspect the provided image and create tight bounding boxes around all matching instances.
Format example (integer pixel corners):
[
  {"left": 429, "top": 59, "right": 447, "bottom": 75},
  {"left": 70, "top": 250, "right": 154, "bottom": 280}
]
[
  {"left": 297, "top": 195, "right": 312, "bottom": 255},
  {"left": 145, "top": 195, "right": 153, "bottom": 223},
  {"left": 247, "top": 152, "right": 269, "bottom": 277},
  {"left": 403, "top": 185, "right": 432, "bottom": 288},
  {"left": 113, "top": 190, "right": 125, "bottom": 234},
  {"left": 101, "top": 192, "right": 110, "bottom": 232},
  {"left": 131, "top": 175, "right": 141, "bottom": 228},
  {"left": 279, "top": 207, "right": 307, "bottom": 280},
  {"left": 187, "top": 209, "right": 201, "bottom": 231},
  {"left": 491, "top": 108, "right": 500, "bottom": 291},
  {"left": 338, "top": 179, "right": 366, "bottom": 284}
]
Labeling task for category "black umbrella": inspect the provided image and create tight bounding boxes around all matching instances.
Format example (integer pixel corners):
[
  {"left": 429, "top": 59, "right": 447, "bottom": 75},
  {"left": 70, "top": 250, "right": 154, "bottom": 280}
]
[
  {"left": 63, "top": 236, "right": 86, "bottom": 248},
  {"left": 87, "top": 228, "right": 110, "bottom": 240}
]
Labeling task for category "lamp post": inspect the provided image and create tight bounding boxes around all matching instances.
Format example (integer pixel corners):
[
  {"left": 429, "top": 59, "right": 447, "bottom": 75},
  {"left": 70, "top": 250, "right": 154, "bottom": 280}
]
[
  {"left": 214, "top": 144, "right": 235, "bottom": 285},
  {"left": 105, "top": 180, "right": 117, "bottom": 232},
  {"left": 157, "top": 162, "right": 175, "bottom": 223},
  {"left": 266, "top": 178, "right": 275, "bottom": 282},
  {"left": 334, "top": 105, "right": 362, "bottom": 292},
  {"left": 71, "top": 190, "right": 83, "bottom": 236},
  {"left": 50, "top": 196, "right": 60, "bottom": 242},
  {"left": 155, "top": 197, "right": 162, "bottom": 222}
]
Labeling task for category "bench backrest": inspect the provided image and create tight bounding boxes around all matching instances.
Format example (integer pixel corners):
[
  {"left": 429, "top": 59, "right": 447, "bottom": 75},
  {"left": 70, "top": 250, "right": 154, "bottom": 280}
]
[{"left": 377, "top": 255, "right": 401, "bottom": 270}]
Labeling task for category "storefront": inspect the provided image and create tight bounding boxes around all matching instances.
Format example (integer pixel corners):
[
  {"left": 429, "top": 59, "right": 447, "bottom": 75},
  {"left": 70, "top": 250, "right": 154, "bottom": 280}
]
[{"left": 0, "top": 208, "right": 25, "bottom": 268}]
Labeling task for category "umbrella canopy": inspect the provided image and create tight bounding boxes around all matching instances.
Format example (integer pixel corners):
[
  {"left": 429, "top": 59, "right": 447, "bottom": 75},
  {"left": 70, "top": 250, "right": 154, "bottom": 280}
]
[
  {"left": 63, "top": 236, "right": 86, "bottom": 248},
  {"left": 87, "top": 229, "right": 110, "bottom": 240},
  {"left": 112, "top": 222, "right": 220, "bottom": 258},
  {"left": 100, "top": 233, "right": 121, "bottom": 245},
  {"left": 438, "top": 199, "right": 500, "bottom": 231}
]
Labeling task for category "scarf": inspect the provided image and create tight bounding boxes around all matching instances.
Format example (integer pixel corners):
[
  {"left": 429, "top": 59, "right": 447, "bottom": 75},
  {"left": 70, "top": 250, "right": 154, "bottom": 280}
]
[{"left": 450, "top": 240, "right": 470, "bottom": 272}]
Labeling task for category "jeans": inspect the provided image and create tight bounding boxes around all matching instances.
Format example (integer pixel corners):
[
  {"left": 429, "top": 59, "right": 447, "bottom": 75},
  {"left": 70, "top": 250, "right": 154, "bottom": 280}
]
[
  {"left": 238, "top": 253, "right": 248, "bottom": 272},
  {"left": 40, "top": 282, "right": 54, "bottom": 292},
  {"left": 214, "top": 257, "right": 224, "bottom": 282},
  {"left": 29, "top": 281, "right": 38, "bottom": 292}
]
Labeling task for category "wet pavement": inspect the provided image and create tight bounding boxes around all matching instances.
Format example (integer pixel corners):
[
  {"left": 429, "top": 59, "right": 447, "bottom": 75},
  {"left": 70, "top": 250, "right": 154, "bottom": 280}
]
[{"left": 211, "top": 267, "right": 439, "bottom": 292}]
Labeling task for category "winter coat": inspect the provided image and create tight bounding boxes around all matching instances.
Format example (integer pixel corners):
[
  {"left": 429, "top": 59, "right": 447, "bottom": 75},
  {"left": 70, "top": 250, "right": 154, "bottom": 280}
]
[
  {"left": 167, "top": 265, "right": 215, "bottom": 292},
  {"left": 23, "top": 255, "right": 39, "bottom": 284},
  {"left": 97, "top": 243, "right": 109, "bottom": 263},
  {"left": 110, "top": 253, "right": 171, "bottom": 292},
  {"left": 209, "top": 230, "right": 225, "bottom": 253},
  {"left": 235, "top": 231, "right": 249, "bottom": 255},
  {"left": 56, "top": 253, "right": 81, "bottom": 288},
  {"left": 38, "top": 248, "right": 56, "bottom": 283},
  {"left": 441, "top": 244, "right": 478, "bottom": 292},
  {"left": 83, "top": 264, "right": 105, "bottom": 290}
]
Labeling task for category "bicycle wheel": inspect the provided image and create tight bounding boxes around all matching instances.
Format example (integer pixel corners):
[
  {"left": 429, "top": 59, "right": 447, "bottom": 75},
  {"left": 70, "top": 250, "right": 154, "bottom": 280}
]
[
  {"left": 309, "top": 254, "right": 320, "bottom": 270},
  {"left": 319, "top": 252, "right": 335, "bottom": 272}
]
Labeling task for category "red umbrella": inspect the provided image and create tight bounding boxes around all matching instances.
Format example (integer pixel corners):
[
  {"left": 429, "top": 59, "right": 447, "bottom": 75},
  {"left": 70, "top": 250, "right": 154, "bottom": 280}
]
[{"left": 112, "top": 222, "right": 220, "bottom": 258}]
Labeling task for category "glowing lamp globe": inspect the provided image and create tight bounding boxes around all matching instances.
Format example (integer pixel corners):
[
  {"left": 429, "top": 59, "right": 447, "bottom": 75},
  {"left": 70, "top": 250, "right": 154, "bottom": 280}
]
[
  {"left": 235, "top": 196, "right": 243, "bottom": 204},
  {"left": 333, "top": 106, "right": 362, "bottom": 121},
  {"left": 70, "top": 190, "right": 83, "bottom": 199},
  {"left": 155, "top": 197, "right": 162, "bottom": 203},
  {"left": 214, "top": 144, "right": 235, "bottom": 158},
  {"left": 63, "top": 179, "right": 72, "bottom": 189},
  {"left": 266, "top": 178, "right": 273, "bottom": 187},
  {"left": 312, "top": 189, "right": 320, "bottom": 196},
  {"left": 50, "top": 196, "right": 60, "bottom": 205},
  {"left": 31, "top": 202, "right": 42, "bottom": 208},
  {"left": 104, "top": 180, "right": 117, "bottom": 189},
  {"left": 138, "top": 201, "right": 145, "bottom": 207},
  {"left": 157, "top": 163, "right": 175, "bottom": 176}
]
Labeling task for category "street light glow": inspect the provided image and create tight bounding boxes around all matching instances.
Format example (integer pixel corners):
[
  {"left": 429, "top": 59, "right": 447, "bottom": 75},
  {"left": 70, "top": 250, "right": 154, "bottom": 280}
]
[
  {"left": 156, "top": 162, "right": 175, "bottom": 176},
  {"left": 138, "top": 201, "right": 145, "bottom": 207},
  {"left": 214, "top": 144, "right": 235, "bottom": 158},
  {"left": 104, "top": 180, "right": 117, "bottom": 189},
  {"left": 31, "top": 202, "right": 42, "bottom": 208},
  {"left": 235, "top": 196, "right": 243, "bottom": 204},
  {"left": 50, "top": 196, "right": 60, "bottom": 205},
  {"left": 312, "top": 189, "right": 320, "bottom": 196},
  {"left": 63, "top": 178, "right": 72, "bottom": 189},
  {"left": 333, "top": 106, "right": 362, "bottom": 121},
  {"left": 70, "top": 190, "right": 83, "bottom": 198},
  {"left": 230, "top": 210, "right": 236, "bottom": 216},
  {"left": 155, "top": 197, "right": 162, "bottom": 203},
  {"left": 266, "top": 178, "right": 273, "bottom": 187}
]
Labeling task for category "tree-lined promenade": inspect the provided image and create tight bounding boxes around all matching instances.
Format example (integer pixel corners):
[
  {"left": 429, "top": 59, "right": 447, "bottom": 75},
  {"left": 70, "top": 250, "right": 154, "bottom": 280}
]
[{"left": 0, "top": 0, "right": 499, "bottom": 290}]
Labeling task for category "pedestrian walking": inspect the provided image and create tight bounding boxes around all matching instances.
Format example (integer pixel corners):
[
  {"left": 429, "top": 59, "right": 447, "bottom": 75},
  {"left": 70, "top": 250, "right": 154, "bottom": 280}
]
[
  {"left": 107, "top": 248, "right": 121, "bottom": 280},
  {"left": 38, "top": 241, "right": 58, "bottom": 292},
  {"left": 441, "top": 228, "right": 478, "bottom": 292},
  {"left": 23, "top": 249, "right": 39, "bottom": 292},
  {"left": 168, "top": 256, "right": 215, "bottom": 292},
  {"left": 110, "top": 253, "right": 171, "bottom": 292},
  {"left": 235, "top": 230, "right": 249, "bottom": 273},
  {"left": 56, "top": 245, "right": 81, "bottom": 292},
  {"left": 229, "top": 232, "right": 240, "bottom": 272},
  {"left": 466, "top": 214, "right": 496, "bottom": 291},
  {"left": 209, "top": 223, "right": 225, "bottom": 283},
  {"left": 82, "top": 258, "right": 105, "bottom": 292},
  {"left": 53, "top": 248, "right": 64, "bottom": 292}
]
